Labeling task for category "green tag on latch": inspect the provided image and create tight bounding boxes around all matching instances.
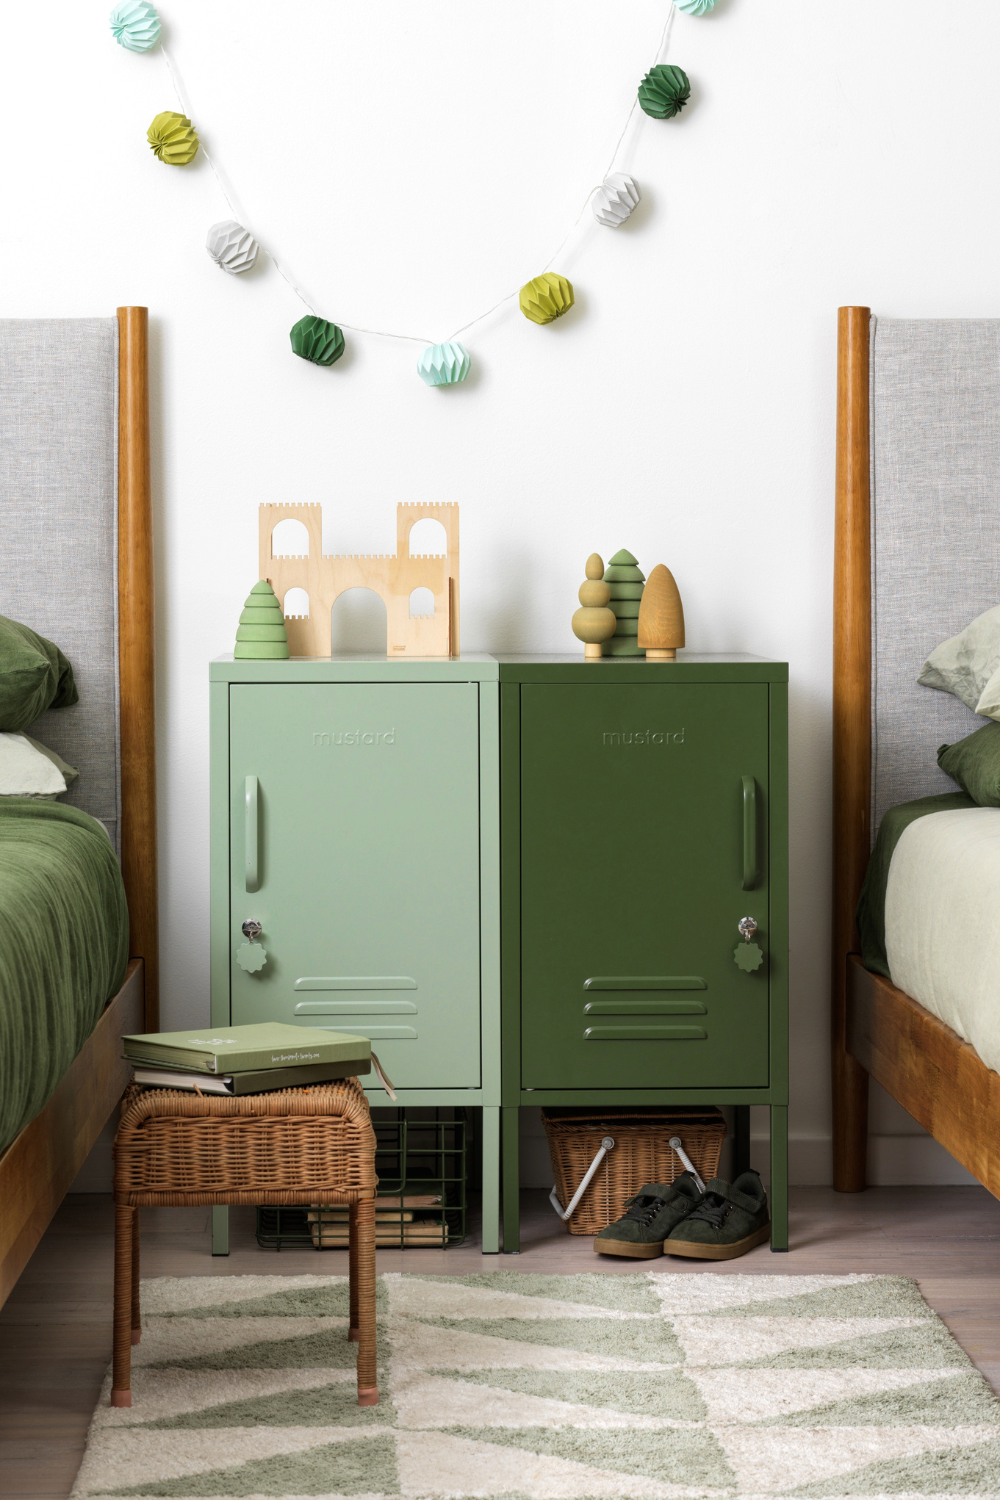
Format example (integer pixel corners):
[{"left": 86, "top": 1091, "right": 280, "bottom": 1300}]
[
  {"left": 236, "top": 942, "right": 267, "bottom": 974},
  {"left": 734, "top": 942, "right": 764, "bottom": 973}
]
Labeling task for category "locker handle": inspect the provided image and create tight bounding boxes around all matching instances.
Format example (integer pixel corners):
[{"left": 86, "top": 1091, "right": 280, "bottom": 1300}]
[
  {"left": 245, "top": 775, "right": 259, "bottom": 893},
  {"left": 742, "top": 775, "right": 758, "bottom": 891}
]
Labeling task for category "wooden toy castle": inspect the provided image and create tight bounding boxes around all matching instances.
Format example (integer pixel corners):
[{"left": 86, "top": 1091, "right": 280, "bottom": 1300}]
[{"left": 259, "top": 501, "right": 459, "bottom": 658}]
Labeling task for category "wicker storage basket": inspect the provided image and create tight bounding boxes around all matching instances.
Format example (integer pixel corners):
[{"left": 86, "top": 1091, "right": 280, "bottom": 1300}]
[{"left": 542, "top": 1106, "right": 726, "bottom": 1235}]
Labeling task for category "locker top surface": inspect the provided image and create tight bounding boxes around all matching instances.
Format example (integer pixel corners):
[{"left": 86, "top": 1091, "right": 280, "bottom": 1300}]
[
  {"left": 210, "top": 654, "right": 499, "bottom": 683},
  {"left": 495, "top": 654, "right": 788, "bottom": 683}
]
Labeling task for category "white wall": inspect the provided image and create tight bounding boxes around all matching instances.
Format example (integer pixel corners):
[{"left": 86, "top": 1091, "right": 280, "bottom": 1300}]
[{"left": 18, "top": 0, "right": 995, "bottom": 1190}]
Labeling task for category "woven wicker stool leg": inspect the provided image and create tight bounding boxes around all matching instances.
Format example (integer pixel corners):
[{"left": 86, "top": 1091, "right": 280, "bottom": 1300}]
[
  {"left": 348, "top": 1203, "right": 360, "bottom": 1343},
  {"left": 354, "top": 1197, "right": 378, "bottom": 1406},
  {"left": 131, "top": 1208, "right": 141, "bottom": 1345},
  {"left": 111, "top": 1205, "right": 134, "bottom": 1407}
]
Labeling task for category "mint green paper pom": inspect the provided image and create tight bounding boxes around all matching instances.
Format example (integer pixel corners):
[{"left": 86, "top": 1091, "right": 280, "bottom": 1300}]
[
  {"left": 674, "top": 0, "right": 716, "bottom": 13},
  {"left": 638, "top": 64, "right": 691, "bottom": 120},
  {"left": 290, "top": 316, "right": 345, "bottom": 367},
  {"left": 417, "top": 342, "right": 471, "bottom": 387},
  {"left": 110, "top": 1, "right": 160, "bottom": 51}
]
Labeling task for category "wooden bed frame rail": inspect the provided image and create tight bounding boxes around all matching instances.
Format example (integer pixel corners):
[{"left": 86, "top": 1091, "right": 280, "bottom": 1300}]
[
  {"left": 0, "top": 306, "right": 157, "bottom": 1308},
  {"left": 832, "top": 304, "right": 872, "bottom": 1192}
]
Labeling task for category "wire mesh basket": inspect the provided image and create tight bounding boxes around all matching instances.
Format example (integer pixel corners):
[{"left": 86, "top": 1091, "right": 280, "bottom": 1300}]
[
  {"left": 256, "top": 1106, "right": 467, "bottom": 1249},
  {"left": 542, "top": 1106, "right": 726, "bottom": 1235}
]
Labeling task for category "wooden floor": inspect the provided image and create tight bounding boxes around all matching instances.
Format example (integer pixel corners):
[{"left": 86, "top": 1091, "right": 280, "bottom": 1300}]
[{"left": 2, "top": 1186, "right": 999, "bottom": 1499}]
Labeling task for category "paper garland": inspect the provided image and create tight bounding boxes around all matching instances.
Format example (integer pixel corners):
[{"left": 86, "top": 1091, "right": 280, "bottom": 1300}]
[
  {"left": 638, "top": 64, "right": 691, "bottom": 120},
  {"left": 519, "top": 273, "right": 575, "bottom": 326},
  {"left": 290, "top": 315, "right": 345, "bottom": 366},
  {"left": 114, "top": 9, "right": 718, "bottom": 384},
  {"left": 593, "top": 173, "right": 641, "bottom": 229},
  {"left": 147, "top": 111, "right": 199, "bottom": 165},
  {"left": 417, "top": 341, "right": 471, "bottom": 386},
  {"left": 206, "top": 220, "right": 259, "bottom": 275},
  {"left": 110, "top": 1, "right": 160, "bottom": 52}
]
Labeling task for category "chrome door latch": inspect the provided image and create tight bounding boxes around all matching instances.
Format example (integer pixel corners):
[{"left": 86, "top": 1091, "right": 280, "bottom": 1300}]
[
  {"left": 237, "top": 919, "right": 267, "bottom": 973},
  {"left": 735, "top": 916, "right": 764, "bottom": 973}
]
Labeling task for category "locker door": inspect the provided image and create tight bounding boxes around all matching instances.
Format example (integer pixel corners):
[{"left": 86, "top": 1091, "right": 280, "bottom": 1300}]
[
  {"left": 229, "top": 682, "right": 481, "bottom": 1088},
  {"left": 520, "top": 683, "right": 769, "bottom": 1088}
]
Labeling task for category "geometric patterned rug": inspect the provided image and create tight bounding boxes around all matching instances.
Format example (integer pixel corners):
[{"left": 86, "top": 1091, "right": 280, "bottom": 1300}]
[{"left": 71, "top": 1272, "right": 1000, "bottom": 1498}]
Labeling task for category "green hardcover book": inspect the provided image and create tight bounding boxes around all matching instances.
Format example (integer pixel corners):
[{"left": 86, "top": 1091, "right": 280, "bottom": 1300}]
[
  {"left": 130, "top": 1059, "right": 372, "bottom": 1095},
  {"left": 122, "top": 1022, "right": 371, "bottom": 1075}
]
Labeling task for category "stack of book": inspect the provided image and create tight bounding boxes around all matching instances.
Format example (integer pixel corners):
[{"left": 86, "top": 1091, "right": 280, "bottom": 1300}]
[
  {"left": 308, "top": 1194, "right": 447, "bottom": 1248},
  {"left": 122, "top": 1021, "right": 394, "bottom": 1098}
]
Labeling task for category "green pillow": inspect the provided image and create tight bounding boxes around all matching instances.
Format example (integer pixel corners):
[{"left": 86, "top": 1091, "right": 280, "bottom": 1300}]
[
  {"left": 0, "top": 615, "right": 78, "bottom": 731},
  {"left": 938, "top": 722, "right": 1000, "bottom": 806}
]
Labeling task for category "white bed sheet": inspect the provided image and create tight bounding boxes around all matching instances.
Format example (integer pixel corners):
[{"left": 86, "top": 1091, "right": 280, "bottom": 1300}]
[{"left": 885, "top": 806, "right": 1000, "bottom": 1076}]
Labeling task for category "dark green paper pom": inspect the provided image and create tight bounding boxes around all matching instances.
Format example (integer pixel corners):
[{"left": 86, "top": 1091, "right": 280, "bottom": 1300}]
[
  {"left": 638, "top": 64, "right": 691, "bottom": 120},
  {"left": 290, "top": 315, "right": 345, "bottom": 367}
]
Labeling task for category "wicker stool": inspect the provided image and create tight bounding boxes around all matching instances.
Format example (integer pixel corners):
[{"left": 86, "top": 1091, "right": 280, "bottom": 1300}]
[{"left": 110, "top": 1078, "right": 378, "bottom": 1409}]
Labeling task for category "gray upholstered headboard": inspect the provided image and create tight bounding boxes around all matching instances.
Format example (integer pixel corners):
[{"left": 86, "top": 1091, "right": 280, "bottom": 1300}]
[
  {"left": 871, "top": 317, "right": 1000, "bottom": 834},
  {"left": 0, "top": 318, "right": 121, "bottom": 853}
]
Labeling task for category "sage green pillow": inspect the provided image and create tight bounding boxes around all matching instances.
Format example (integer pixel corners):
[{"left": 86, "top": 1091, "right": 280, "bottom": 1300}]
[
  {"left": 0, "top": 615, "right": 78, "bottom": 732},
  {"left": 918, "top": 604, "right": 1000, "bottom": 713},
  {"left": 938, "top": 722, "right": 1000, "bottom": 806}
]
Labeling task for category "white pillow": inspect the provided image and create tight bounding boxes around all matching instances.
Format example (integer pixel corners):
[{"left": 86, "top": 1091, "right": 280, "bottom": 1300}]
[
  {"left": 917, "top": 605, "right": 1000, "bottom": 716},
  {"left": 0, "top": 733, "right": 79, "bottom": 798}
]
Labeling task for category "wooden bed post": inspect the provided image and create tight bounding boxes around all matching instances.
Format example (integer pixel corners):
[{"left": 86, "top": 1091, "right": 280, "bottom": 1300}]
[
  {"left": 117, "top": 307, "right": 158, "bottom": 1033},
  {"left": 832, "top": 305, "right": 872, "bottom": 1192}
]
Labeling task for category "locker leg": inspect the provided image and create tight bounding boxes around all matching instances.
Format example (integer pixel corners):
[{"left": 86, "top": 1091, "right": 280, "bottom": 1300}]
[
  {"left": 481, "top": 1107, "right": 500, "bottom": 1254},
  {"left": 733, "top": 1107, "right": 751, "bottom": 1178},
  {"left": 501, "top": 1107, "right": 520, "bottom": 1253},
  {"left": 212, "top": 1205, "right": 230, "bottom": 1256},
  {"left": 769, "top": 1105, "right": 788, "bottom": 1251}
]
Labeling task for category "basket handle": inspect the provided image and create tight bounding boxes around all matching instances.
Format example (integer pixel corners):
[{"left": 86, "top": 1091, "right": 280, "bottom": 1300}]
[
  {"left": 669, "top": 1136, "right": 706, "bottom": 1193},
  {"left": 549, "top": 1136, "right": 615, "bottom": 1221}
]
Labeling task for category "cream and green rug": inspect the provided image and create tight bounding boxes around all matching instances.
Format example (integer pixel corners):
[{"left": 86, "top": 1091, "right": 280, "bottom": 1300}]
[{"left": 73, "top": 1272, "right": 1000, "bottom": 1499}]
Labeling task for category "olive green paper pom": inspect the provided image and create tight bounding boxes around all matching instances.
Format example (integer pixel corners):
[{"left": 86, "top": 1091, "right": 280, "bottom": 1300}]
[
  {"left": 519, "top": 273, "right": 575, "bottom": 326},
  {"left": 147, "top": 111, "right": 199, "bottom": 164},
  {"left": 235, "top": 580, "right": 289, "bottom": 660},
  {"left": 638, "top": 64, "right": 691, "bottom": 120},
  {"left": 290, "top": 315, "right": 345, "bottom": 366}
]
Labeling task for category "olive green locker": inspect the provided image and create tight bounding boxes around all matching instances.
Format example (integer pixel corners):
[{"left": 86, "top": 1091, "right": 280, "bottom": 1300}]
[{"left": 498, "top": 657, "right": 788, "bottom": 1255}]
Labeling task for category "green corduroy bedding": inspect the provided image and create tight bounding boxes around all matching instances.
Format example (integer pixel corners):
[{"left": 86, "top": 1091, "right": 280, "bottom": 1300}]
[
  {"left": 0, "top": 800, "right": 129, "bottom": 1156},
  {"left": 856, "top": 790, "right": 976, "bottom": 978}
]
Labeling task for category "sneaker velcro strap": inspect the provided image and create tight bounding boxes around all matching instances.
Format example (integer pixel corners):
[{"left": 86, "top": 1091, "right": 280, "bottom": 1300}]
[{"left": 701, "top": 1178, "right": 762, "bottom": 1214}]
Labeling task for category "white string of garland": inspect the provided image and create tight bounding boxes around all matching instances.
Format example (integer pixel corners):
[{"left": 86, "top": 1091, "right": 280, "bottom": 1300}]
[{"left": 110, "top": 0, "right": 715, "bottom": 385}]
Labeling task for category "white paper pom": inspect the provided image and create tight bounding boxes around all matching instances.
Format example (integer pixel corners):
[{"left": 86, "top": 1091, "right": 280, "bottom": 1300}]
[
  {"left": 593, "top": 173, "right": 641, "bottom": 229},
  {"left": 206, "top": 220, "right": 259, "bottom": 275}
]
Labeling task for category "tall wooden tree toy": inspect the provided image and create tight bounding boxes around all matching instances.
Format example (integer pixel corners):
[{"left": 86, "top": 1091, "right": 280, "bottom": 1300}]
[
  {"left": 603, "top": 549, "right": 646, "bottom": 656},
  {"left": 571, "top": 553, "right": 617, "bottom": 660},
  {"left": 637, "top": 564, "right": 685, "bottom": 660},
  {"left": 235, "top": 580, "right": 290, "bottom": 659}
]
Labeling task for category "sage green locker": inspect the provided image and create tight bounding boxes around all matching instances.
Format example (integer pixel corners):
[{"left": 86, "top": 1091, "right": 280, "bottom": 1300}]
[
  {"left": 519, "top": 682, "right": 769, "bottom": 1089},
  {"left": 228, "top": 682, "right": 482, "bottom": 1089}
]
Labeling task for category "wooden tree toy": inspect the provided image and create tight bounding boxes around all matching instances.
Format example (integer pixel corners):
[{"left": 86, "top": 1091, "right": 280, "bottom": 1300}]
[
  {"left": 571, "top": 553, "right": 617, "bottom": 660},
  {"left": 637, "top": 564, "right": 685, "bottom": 660},
  {"left": 258, "top": 501, "right": 459, "bottom": 659},
  {"left": 603, "top": 548, "right": 646, "bottom": 656},
  {"left": 234, "top": 580, "right": 289, "bottom": 659}
]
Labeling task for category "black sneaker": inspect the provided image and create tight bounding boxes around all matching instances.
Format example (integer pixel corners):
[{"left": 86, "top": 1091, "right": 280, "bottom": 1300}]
[
  {"left": 593, "top": 1173, "right": 703, "bottom": 1259},
  {"left": 664, "top": 1170, "right": 771, "bottom": 1259}
]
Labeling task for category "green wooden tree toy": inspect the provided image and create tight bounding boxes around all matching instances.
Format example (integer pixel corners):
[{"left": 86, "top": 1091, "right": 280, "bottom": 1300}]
[
  {"left": 603, "top": 549, "right": 646, "bottom": 656},
  {"left": 235, "top": 580, "right": 290, "bottom": 660}
]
